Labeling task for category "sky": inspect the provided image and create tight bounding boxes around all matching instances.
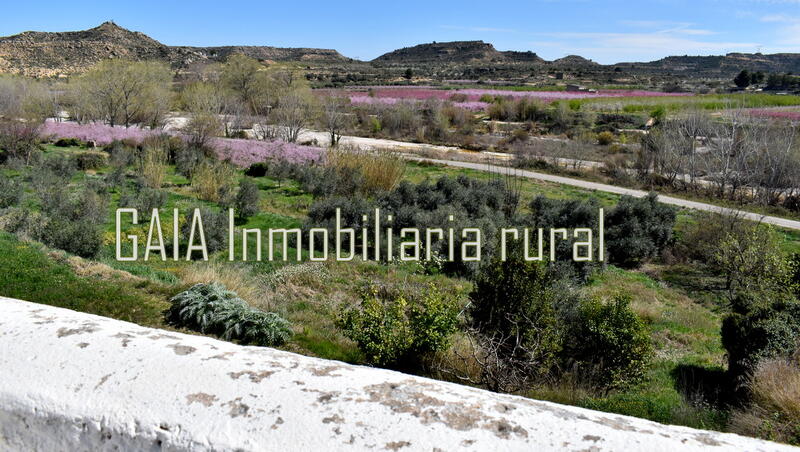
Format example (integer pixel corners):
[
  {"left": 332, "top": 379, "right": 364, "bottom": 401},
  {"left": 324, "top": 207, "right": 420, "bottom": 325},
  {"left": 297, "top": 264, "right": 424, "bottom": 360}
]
[{"left": 1, "top": 0, "right": 799, "bottom": 64}]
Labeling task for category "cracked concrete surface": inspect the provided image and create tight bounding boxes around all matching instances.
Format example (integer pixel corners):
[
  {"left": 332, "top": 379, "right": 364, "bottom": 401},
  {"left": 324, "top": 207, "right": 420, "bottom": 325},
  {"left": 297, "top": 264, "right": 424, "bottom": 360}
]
[{"left": 0, "top": 295, "right": 796, "bottom": 451}]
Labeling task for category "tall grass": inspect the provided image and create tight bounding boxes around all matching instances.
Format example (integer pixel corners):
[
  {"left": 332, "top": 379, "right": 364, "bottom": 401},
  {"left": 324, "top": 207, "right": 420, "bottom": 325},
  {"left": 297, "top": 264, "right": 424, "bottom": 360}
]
[
  {"left": 139, "top": 145, "right": 168, "bottom": 189},
  {"left": 179, "top": 261, "right": 272, "bottom": 310},
  {"left": 327, "top": 147, "right": 406, "bottom": 192},
  {"left": 730, "top": 356, "right": 800, "bottom": 445},
  {"left": 191, "top": 159, "right": 236, "bottom": 202}
]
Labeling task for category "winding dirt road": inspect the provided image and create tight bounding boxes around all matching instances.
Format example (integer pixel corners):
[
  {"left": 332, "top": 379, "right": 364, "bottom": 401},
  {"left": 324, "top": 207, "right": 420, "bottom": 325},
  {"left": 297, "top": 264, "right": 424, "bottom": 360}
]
[
  {"left": 410, "top": 156, "right": 800, "bottom": 231},
  {"left": 281, "top": 126, "right": 800, "bottom": 231}
]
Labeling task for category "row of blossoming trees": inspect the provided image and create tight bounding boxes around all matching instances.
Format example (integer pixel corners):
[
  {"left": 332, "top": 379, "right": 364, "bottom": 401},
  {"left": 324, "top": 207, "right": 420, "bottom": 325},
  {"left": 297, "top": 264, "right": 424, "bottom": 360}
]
[{"left": 0, "top": 54, "right": 326, "bottom": 145}]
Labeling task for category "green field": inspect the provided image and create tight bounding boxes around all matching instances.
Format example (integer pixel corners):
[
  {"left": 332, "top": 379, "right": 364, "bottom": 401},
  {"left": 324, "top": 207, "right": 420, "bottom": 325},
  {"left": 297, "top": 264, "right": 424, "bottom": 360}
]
[{"left": 4, "top": 146, "right": 798, "bottom": 433}]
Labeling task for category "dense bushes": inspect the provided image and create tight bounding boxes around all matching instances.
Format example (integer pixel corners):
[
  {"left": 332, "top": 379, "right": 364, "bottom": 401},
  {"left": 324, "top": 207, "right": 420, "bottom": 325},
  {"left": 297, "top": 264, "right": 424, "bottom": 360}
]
[
  {"left": 327, "top": 148, "right": 406, "bottom": 193},
  {"left": 528, "top": 195, "right": 603, "bottom": 278},
  {"left": 234, "top": 178, "right": 261, "bottom": 220},
  {"left": 167, "top": 283, "right": 292, "bottom": 346},
  {"left": 562, "top": 294, "right": 653, "bottom": 390},
  {"left": 0, "top": 174, "right": 22, "bottom": 208},
  {"left": 487, "top": 97, "right": 549, "bottom": 122},
  {"left": 722, "top": 291, "right": 800, "bottom": 388},
  {"left": 468, "top": 243, "right": 561, "bottom": 391},
  {"left": 597, "top": 131, "right": 615, "bottom": 146},
  {"left": 138, "top": 145, "right": 168, "bottom": 189},
  {"left": 118, "top": 184, "right": 168, "bottom": 214},
  {"left": 306, "top": 175, "right": 514, "bottom": 276},
  {"left": 54, "top": 137, "right": 83, "bottom": 147},
  {"left": 180, "top": 207, "right": 229, "bottom": 255},
  {"left": 74, "top": 150, "right": 109, "bottom": 170},
  {"left": 337, "top": 284, "right": 460, "bottom": 368},
  {"left": 38, "top": 187, "right": 107, "bottom": 258},
  {"left": 527, "top": 192, "right": 675, "bottom": 270},
  {"left": 191, "top": 159, "right": 236, "bottom": 203},
  {"left": 466, "top": 241, "right": 652, "bottom": 393},
  {"left": 605, "top": 193, "right": 676, "bottom": 268}
]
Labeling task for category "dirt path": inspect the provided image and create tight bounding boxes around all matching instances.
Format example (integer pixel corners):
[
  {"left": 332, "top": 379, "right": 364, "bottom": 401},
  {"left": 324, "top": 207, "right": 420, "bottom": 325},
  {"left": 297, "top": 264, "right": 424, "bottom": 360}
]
[
  {"left": 297, "top": 129, "right": 603, "bottom": 167},
  {"left": 407, "top": 157, "right": 800, "bottom": 231},
  {"left": 294, "top": 128, "right": 800, "bottom": 230}
]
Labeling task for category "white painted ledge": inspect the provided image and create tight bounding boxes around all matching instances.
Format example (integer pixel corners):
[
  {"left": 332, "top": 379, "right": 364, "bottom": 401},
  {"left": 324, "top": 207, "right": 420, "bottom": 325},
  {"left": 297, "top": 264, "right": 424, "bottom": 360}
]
[{"left": 0, "top": 296, "right": 794, "bottom": 451}]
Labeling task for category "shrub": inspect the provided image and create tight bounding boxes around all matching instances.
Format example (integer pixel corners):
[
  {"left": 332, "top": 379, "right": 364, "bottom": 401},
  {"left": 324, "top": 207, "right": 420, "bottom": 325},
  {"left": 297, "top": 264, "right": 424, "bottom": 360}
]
[
  {"left": 244, "top": 162, "right": 269, "bottom": 178},
  {"left": 118, "top": 185, "right": 168, "bottom": 213},
  {"left": 468, "top": 243, "right": 560, "bottom": 390},
  {"left": 561, "top": 294, "right": 653, "bottom": 390},
  {"left": 104, "top": 141, "right": 136, "bottom": 168},
  {"left": 0, "top": 174, "right": 22, "bottom": 208},
  {"left": 528, "top": 195, "right": 602, "bottom": 279},
  {"left": 234, "top": 178, "right": 261, "bottom": 219},
  {"left": 43, "top": 154, "right": 76, "bottom": 180},
  {"left": 54, "top": 137, "right": 83, "bottom": 147},
  {"left": 36, "top": 187, "right": 108, "bottom": 258},
  {"left": 166, "top": 283, "right": 291, "bottom": 346},
  {"left": 180, "top": 207, "right": 229, "bottom": 255},
  {"left": 722, "top": 291, "right": 800, "bottom": 388},
  {"left": 306, "top": 175, "right": 513, "bottom": 276},
  {"left": 605, "top": 193, "right": 676, "bottom": 268},
  {"left": 175, "top": 146, "right": 203, "bottom": 178},
  {"left": 337, "top": 284, "right": 460, "bottom": 368},
  {"left": 597, "top": 131, "right": 615, "bottom": 146},
  {"left": 301, "top": 164, "right": 364, "bottom": 197},
  {"left": 191, "top": 159, "right": 237, "bottom": 202},
  {"left": 0, "top": 120, "right": 41, "bottom": 164},
  {"left": 40, "top": 217, "right": 104, "bottom": 258},
  {"left": 74, "top": 151, "right": 109, "bottom": 170},
  {"left": 327, "top": 147, "right": 406, "bottom": 193}
]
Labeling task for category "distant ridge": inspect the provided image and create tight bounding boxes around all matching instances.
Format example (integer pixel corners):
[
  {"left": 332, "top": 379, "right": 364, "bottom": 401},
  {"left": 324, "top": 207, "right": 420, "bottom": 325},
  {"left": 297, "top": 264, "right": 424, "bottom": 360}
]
[
  {"left": 0, "top": 22, "right": 351, "bottom": 77},
  {"left": 1, "top": 23, "right": 799, "bottom": 78},
  {"left": 372, "top": 40, "right": 544, "bottom": 64}
]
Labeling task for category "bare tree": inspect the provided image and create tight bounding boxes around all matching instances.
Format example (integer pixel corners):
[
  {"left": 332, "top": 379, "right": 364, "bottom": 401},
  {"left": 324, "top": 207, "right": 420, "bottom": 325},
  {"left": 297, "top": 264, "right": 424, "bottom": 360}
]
[
  {"left": 183, "top": 113, "right": 223, "bottom": 150},
  {"left": 751, "top": 121, "right": 799, "bottom": 205},
  {"left": 677, "top": 109, "right": 711, "bottom": 188},
  {"left": 704, "top": 110, "right": 751, "bottom": 199},
  {"left": 220, "top": 55, "right": 269, "bottom": 116},
  {"left": 274, "top": 93, "right": 314, "bottom": 143},
  {"left": 322, "top": 97, "right": 350, "bottom": 147},
  {"left": 72, "top": 60, "right": 172, "bottom": 128},
  {"left": 638, "top": 124, "right": 687, "bottom": 186},
  {"left": 0, "top": 76, "right": 51, "bottom": 164}
]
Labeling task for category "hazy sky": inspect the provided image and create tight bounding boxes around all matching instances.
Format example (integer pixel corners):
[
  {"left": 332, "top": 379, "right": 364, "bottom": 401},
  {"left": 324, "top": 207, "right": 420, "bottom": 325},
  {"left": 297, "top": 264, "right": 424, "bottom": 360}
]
[{"left": 2, "top": 0, "right": 799, "bottom": 63}]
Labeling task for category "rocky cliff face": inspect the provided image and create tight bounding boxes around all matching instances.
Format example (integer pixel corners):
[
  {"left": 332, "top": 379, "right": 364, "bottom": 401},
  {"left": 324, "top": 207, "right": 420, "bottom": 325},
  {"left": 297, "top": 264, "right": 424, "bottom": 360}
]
[
  {"left": 373, "top": 40, "right": 545, "bottom": 64},
  {"left": 0, "top": 22, "right": 351, "bottom": 77}
]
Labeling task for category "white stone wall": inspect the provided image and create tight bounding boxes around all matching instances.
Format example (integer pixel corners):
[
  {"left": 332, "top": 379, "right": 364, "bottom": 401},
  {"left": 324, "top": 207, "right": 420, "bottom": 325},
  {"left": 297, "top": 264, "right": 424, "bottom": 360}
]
[{"left": 0, "top": 296, "right": 794, "bottom": 451}]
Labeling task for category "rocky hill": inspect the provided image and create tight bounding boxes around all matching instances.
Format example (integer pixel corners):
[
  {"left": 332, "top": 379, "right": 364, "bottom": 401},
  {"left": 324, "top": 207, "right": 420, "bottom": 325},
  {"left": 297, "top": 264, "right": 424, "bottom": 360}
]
[
  {"left": 614, "top": 53, "right": 800, "bottom": 76},
  {"left": 0, "top": 22, "right": 351, "bottom": 77},
  {"left": 373, "top": 41, "right": 544, "bottom": 64},
  {"left": 2, "top": 23, "right": 800, "bottom": 80}
]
